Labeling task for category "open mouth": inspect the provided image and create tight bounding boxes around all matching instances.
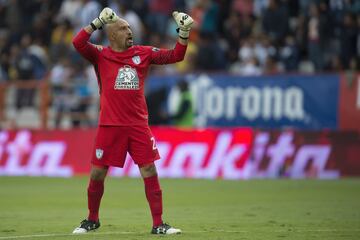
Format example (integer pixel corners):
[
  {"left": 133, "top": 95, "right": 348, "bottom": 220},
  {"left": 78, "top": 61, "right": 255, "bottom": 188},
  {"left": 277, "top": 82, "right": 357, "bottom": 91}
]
[{"left": 127, "top": 37, "right": 133, "bottom": 44}]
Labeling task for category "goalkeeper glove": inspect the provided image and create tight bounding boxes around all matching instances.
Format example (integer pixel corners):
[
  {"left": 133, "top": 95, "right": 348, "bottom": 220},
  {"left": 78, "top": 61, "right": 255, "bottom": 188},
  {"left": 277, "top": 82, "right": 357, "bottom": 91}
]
[
  {"left": 91, "top": 7, "right": 119, "bottom": 30},
  {"left": 172, "top": 11, "right": 194, "bottom": 39}
]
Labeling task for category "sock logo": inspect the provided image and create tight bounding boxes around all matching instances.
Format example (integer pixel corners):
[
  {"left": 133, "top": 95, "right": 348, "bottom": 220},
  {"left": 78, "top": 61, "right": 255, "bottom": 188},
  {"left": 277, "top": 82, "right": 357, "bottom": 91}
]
[{"left": 96, "top": 149, "right": 104, "bottom": 159}]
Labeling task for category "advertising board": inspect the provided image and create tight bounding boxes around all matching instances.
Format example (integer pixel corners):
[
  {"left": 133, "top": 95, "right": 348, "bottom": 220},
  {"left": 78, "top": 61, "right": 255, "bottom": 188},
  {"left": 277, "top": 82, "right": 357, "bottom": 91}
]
[{"left": 1, "top": 128, "right": 359, "bottom": 179}]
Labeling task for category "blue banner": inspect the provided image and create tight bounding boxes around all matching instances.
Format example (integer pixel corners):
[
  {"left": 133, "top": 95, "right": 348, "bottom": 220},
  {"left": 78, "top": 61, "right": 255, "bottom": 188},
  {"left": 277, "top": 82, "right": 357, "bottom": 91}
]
[{"left": 146, "top": 74, "right": 339, "bottom": 129}]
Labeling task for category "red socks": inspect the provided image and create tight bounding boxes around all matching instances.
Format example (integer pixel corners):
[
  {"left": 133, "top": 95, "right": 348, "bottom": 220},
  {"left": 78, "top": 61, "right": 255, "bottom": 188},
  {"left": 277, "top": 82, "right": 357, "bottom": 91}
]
[
  {"left": 87, "top": 179, "right": 104, "bottom": 222},
  {"left": 143, "top": 175, "right": 163, "bottom": 227},
  {"left": 86, "top": 176, "right": 162, "bottom": 226}
]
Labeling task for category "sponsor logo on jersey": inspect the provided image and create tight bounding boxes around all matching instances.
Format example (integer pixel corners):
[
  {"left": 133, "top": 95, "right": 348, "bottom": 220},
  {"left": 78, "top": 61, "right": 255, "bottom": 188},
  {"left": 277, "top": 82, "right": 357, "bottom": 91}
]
[
  {"left": 132, "top": 55, "right": 141, "bottom": 65},
  {"left": 114, "top": 65, "right": 140, "bottom": 90},
  {"left": 96, "top": 149, "right": 103, "bottom": 159}
]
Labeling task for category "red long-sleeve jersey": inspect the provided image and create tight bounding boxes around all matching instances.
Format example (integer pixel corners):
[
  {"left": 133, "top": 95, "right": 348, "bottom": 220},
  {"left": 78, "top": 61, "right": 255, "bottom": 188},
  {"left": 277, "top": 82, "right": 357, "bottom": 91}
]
[{"left": 72, "top": 29, "right": 187, "bottom": 126}]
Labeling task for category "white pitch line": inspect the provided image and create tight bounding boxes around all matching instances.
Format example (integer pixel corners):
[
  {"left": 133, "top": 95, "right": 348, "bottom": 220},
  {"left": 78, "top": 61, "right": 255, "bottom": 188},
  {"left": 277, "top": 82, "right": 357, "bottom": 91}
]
[
  {"left": 0, "top": 231, "right": 135, "bottom": 240},
  {"left": 0, "top": 231, "right": 240, "bottom": 239},
  {"left": 274, "top": 229, "right": 360, "bottom": 233},
  {"left": 0, "top": 229, "right": 359, "bottom": 239}
]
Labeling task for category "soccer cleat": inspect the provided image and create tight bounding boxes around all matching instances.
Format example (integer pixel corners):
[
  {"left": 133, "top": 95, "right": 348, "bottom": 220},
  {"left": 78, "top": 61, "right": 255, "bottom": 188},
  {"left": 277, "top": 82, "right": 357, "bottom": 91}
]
[
  {"left": 151, "top": 223, "right": 182, "bottom": 235},
  {"left": 72, "top": 219, "right": 100, "bottom": 234}
]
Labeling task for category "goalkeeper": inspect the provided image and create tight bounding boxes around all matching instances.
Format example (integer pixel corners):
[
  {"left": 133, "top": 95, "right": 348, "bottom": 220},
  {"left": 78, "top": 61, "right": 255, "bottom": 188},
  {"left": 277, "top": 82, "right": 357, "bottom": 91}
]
[{"left": 71, "top": 7, "right": 193, "bottom": 235}]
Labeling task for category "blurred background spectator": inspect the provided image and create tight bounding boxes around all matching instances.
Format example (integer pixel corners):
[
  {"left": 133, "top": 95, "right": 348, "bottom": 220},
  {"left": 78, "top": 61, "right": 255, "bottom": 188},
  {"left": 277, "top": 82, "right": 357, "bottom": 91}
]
[
  {"left": 0, "top": 0, "right": 359, "bottom": 128},
  {"left": 168, "top": 79, "right": 194, "bottom": 128}
]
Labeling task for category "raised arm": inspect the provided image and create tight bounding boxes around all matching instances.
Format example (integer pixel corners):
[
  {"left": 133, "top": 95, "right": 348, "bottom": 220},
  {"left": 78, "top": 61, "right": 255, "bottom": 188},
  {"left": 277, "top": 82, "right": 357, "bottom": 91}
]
[
  {"left": 72, "top": 29, "right": 99, "bottom": 64},
  {"left": 72, "top": 7, "right": 119, "bottom": 64},
  {"left": 172, "top": 11, "right": 193, "bottom": 45},
  {"left": 150, "top": 11, "right": 194, "bottom": 65}
]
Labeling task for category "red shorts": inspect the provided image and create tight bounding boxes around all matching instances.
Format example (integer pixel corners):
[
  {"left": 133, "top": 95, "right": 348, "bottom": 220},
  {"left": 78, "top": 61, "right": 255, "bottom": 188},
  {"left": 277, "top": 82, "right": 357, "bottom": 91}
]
[{"left": 91, "top": 125, "right": 160, "bottom": 168}]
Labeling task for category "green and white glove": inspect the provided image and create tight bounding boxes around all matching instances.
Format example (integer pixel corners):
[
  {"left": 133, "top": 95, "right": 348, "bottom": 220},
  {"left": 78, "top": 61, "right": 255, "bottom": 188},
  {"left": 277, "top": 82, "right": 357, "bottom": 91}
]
[
  {"left": 172, "top": 11, "right": 194, "bottom": 39},
  {"left": 91, "top": 7, "right": 119, "bottom": 30}
]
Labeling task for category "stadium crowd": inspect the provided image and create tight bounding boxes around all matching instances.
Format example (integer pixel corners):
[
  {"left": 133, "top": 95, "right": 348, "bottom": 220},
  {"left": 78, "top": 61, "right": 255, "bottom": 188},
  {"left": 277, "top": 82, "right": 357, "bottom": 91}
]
[{"left": 0, "top": 0, "right": 359, "bottom": 127}]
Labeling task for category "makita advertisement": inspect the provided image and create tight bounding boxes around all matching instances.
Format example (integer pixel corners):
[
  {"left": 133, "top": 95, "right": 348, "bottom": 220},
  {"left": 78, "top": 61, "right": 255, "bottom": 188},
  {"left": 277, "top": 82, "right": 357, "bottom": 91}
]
[
  {"left": 147, "top": 74, "right": 339, "bottom": 129},
  {"left": 1, "top": 128, "right": 359, "bottom": 179}
]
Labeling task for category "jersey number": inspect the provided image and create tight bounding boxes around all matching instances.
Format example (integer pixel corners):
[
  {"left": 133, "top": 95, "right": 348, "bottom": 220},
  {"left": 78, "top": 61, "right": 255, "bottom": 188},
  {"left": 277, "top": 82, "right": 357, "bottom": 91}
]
[{"left": 150, "top": 137, "right": 157, "bottom": 150}]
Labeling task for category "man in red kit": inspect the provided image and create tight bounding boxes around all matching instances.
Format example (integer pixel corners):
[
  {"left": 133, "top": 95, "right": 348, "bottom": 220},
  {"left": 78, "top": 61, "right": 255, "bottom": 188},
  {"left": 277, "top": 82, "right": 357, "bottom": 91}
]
[{"left": 71, "top": 7, "right": 193, "bottom": 235}]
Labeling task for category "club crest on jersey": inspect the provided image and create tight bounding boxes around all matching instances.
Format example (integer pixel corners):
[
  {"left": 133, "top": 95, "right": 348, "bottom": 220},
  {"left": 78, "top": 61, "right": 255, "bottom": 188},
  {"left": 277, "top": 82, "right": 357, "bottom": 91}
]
[
  {"left": 96, "top": 149, "right": 103, "bottom": 159},
  {"left": 132, "top": 55, "right": 141, "bottom": 65},
  {"left": 114, "top": 65, "right": 140, "bottom": 90}
]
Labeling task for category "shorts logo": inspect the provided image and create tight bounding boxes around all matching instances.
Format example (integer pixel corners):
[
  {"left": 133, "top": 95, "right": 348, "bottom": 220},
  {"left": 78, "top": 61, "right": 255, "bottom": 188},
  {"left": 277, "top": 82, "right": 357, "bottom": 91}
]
[
  {"left": 132, "top": 55, "right": 141, "bottom": 65},
  {"left": 96, "top": 149, "right": 103, "bottom": 159},
  {"left": 114, "top": 65, "right": 140, "bottom": 90}
]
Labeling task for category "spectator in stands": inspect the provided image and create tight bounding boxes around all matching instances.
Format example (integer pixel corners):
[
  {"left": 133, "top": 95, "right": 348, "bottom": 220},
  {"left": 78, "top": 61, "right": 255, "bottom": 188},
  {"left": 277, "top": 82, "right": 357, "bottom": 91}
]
[
  {"left": 146, "top": 0, "right": 174, "bottom": 37},
  {"left": 0, "top": 2, "right": 7, "bottom": 29},
  {"left": 307, "top": 3, "right": 326, "bottom": 71},
  {"left": 50, "top": 19, "right": 74, "bottom": 62},
  {"left": 50, "top": 57, "right": 74, "bottom": 128},
  {"left": 146, "top": 87, "right": 169, "bottom": 126},
  {"left": 340, "top": 13, "right": 358, "bottom": 69},
  {"left": 232, "top": 0, "right": 253, "bottom": 17},
  {"left": 230, "top": 56, "right": 262, "bottom": 76},
  {"left": 0, "top": 65, "right": 6, "bottom": 82},
  {"left": 200, "top": 0, "right": 219, "bottom": 35},
  {"left": 317, "top": 1, "right": 334, "bottom": 66},
  {"left": 326, "top": 55, "right": 344, "bottom": 72},
  {"left": 126, "top": 0, "right": 149, "bottom": 23},
  {"left": 294, "top": 13, "right": 307, "bottom": 58},
  {"left": 4, "top": 0, "right": 22, "bottom": 42},
  {"left": 263, "top": 56, "right": 282, "bottom": 75},
  {"left": 223, "top": 10, "right": 242, "bottom": 63},
  {"left": 70, "top": 63, "right": 91, "bottom": 127},
  {"left": 230, "top": 37, "right": 260, "bottom": 75},
  {"left": 195, "top": 32, "right": 227, "bottom": 71},
  {"left": 1, "top": 0, "right": 360, "bottom": 129},
  {"left": 187, "top": 0, "right": 208, "bottom": 43},
  {"left": 238, "top": 37, "right": 256, "bottom": 63},
  {"left": 19, "top": 1, "right": 61, "bottom": 46},
  {"left": 51, "top": 59, "right": 92, "bottom": 128},
  {"left": 28, "top": 38, "right": 49, "bottom": 75},
  {"left": 76, "top": 0, "right": 102, "bottom": 42},
  {"left": 254, "top": 35, "right": 277, "bottom": 68},
  {"left": 262, "top": 0, "right": 289, "bottom": 44},
  {"left": 253, "top": 0, "right": 269, "bottom": 17},
  {"left": 349, "top": 57, "right": 360, "bottom": 72},
  {"left": 21, "top": 35, "right": 47, "bottom": 80},
  {"left": 13, "top": 35, "right": 45, "bottom": 109},
  {"left": 0, "top": 30, "right": 9, "bottom": 82},
  {"left": 299, "top": 0, "right": 312, "bottom": 13},
  {"left": 280, "top": 35, "right": 300, "bottom": 71},
  {"left": 56, "top": 0, "right": 83, "bottom": 26},
  {"left": 1, "top": 0, "right": 358, "bottom": 78},
  {"left": 351, "top": 0, "right": 360, "bottom": 14},
  {"left": 168, "top": 79, "right": 193, "bottom": 128}
]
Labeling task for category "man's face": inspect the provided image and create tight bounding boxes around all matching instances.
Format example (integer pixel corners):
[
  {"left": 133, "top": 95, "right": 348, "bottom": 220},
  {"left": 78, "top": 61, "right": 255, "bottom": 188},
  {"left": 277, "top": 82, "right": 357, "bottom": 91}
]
[{"left": 108, "top": 19, "right": 133, "bottom": 49}]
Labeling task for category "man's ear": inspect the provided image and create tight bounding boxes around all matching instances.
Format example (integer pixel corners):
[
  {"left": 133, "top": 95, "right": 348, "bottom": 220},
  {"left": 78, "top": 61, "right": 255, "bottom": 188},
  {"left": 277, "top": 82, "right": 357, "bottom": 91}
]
[{"left": 110, "top": 31, "right": 116, "bottom": 41}]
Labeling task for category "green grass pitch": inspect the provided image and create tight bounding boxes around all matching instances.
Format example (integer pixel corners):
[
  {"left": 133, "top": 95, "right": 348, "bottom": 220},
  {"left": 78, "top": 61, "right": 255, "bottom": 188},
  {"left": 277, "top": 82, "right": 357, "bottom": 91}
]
[{"left": 0, "top": 177, "right": 359, "bottom": 240}]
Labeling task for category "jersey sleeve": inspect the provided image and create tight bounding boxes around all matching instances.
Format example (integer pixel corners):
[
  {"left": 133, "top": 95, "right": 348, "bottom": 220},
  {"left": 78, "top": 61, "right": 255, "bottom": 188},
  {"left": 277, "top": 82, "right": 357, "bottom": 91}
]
[
  {"left": 72, "top": 29, "right": 100, "bottom": 64},
  {"left": 149, "top": 42, "right": 187, "bottom": 65}
]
